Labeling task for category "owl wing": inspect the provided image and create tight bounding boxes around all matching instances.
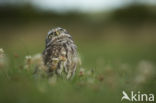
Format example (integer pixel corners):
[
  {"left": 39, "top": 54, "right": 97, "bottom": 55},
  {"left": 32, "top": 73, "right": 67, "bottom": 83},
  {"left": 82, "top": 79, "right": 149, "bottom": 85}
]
[{"left": 42, "top": 46, "right": 52, "bottom": 65}]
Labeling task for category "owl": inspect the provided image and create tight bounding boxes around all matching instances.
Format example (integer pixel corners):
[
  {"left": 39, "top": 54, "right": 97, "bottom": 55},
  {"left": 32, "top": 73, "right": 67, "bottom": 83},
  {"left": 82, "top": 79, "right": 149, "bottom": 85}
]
[{"left": 42, "top": 27, "right": 79, "bottom": 79}]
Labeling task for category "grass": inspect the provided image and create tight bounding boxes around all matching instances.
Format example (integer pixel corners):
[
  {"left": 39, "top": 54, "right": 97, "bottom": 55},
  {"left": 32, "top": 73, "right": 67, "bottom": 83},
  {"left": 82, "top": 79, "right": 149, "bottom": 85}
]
[
  {"left": 0, "top": 41, "right": 156, "bottom": 103},
  {"left": 1, "top": 5, "right": 156, "bottom": 102}
]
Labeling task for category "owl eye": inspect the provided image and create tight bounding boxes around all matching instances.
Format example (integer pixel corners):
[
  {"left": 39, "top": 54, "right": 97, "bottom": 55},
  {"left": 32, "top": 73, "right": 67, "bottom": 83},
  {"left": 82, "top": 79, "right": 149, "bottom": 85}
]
[
  {"left": 53, "top": 31, "right": 59, "bottom": 36},
  {"left": 48, "top": 35, "right": 53, "bottom": 39}
]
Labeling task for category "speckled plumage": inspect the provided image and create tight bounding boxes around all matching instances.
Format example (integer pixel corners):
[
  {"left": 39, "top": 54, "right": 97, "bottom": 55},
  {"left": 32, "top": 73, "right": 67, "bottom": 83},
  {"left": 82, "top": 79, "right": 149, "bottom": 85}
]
[{"left": 42, "top": 27, "right": 78, "bottom": 79}]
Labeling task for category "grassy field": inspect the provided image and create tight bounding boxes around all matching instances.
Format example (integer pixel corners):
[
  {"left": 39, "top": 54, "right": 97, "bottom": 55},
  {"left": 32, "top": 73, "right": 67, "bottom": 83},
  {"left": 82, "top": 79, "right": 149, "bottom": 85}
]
[{"left": 0, "top": 20, "right": 156, "bottom": 103}]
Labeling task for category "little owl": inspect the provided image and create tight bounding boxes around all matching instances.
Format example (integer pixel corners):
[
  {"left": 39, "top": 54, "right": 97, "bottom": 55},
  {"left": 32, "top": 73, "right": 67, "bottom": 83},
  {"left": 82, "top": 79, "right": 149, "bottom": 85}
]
[{"left": 42, "top": 27, "right": 79, "bottom": 79}]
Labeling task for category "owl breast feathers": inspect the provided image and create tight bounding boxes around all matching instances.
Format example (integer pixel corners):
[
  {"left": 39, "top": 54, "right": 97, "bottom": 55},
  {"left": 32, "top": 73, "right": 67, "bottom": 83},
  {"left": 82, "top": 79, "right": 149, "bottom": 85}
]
[{"left": 42, "top": 27, "right": 79, "bottom": 79}]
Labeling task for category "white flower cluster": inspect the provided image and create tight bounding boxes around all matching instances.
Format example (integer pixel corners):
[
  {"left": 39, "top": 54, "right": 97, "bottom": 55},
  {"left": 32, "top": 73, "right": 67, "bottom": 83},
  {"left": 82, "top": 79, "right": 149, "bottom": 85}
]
[
  {"left": 24, "top": 53, "right": 47, "bottom": 76},
  {"left": 134, "top": 61, "right": 155, "bottom": 86},
  {"left": 0, "top": 48, "right": 7, "bottom": 69}
]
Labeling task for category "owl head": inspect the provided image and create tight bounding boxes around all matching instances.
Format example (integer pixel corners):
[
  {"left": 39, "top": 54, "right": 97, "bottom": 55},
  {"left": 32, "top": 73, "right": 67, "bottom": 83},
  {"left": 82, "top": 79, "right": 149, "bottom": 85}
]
[{"left": 45, "top": 27, "right": 71, "bottom": 45}]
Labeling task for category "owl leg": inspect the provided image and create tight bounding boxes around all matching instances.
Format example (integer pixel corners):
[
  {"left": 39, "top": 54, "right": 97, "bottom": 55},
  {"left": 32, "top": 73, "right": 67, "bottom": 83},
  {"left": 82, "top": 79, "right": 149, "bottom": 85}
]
[
  {"left": 64, "top": 61, "right": 68, "bottom": 73},
  {"left": 66, "top": 64, "right": 77, "bottom": 80},
  {"left": 56, "top": 62, "right": 64, "bottom": 75},
  {"left": 66, "top": 69, "right": 75, "bottom": 80},
  {"left": 66, "top": 71, "right": 72, "bottom": 80}
]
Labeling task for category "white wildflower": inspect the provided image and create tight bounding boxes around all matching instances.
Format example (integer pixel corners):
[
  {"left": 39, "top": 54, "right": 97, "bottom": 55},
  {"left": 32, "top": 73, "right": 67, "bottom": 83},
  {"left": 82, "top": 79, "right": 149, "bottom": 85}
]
[
  {"left": 0, "top": 48, "right": 7, "bottom": 68},
  {"left": 134, "top": 60, "right": 154, "bottom": 85},
  {"left": 0, "top": 48, "right": 4, "bottom": 55},
  {"left": 25, "top": 56, "right": 32, "bottom": 64},
  {"left": 24, "top": 55, "right": 32, "bottom": 69},
  {"left": 24, "top": 53, "right": 47, "bottom": 77},
  {"left": 31, "top": 53, "right": 44, "bottom": 67},
  {"left": 80, "top": 68, "right": 85, "bottom": 73},
  {"left": 79, "top": 67, "right": 85, "bottom": 76}
]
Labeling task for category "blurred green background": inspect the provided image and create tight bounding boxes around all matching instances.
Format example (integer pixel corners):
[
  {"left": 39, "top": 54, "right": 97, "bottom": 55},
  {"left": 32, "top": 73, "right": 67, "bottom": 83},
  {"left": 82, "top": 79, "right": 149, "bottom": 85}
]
[{"left": 0, "top": 0, "right": 156, "bottom": 103}]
